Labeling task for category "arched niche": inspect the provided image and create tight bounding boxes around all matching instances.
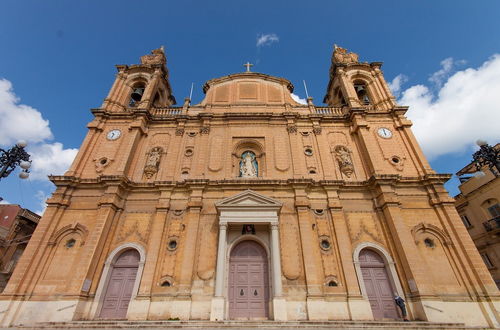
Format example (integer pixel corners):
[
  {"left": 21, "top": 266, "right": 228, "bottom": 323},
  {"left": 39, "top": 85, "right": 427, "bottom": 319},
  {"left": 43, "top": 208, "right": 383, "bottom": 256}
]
[
  {"left": 411, "top": 223, "right": 461, "bottom": 291},
  {"left": 232, "top": 139, "right": 266, "bottom": 178}
]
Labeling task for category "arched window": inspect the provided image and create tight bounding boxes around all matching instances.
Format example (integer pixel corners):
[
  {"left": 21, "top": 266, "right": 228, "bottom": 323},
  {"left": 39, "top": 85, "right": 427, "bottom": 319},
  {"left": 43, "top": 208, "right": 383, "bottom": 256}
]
[
  {"left": 129, "top": 83, "right": 145, "bottom": 107},
  {"left": 239, "top": 151, "right": 258, "bottom": 177},
  {"left": 353, "top": 81, "right": 371, "bottom": 105}
]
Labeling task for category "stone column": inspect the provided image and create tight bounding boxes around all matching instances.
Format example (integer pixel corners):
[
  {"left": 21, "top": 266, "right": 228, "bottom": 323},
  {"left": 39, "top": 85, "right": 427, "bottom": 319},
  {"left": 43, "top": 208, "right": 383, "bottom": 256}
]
[
  {"left": 210, "top": 222, "right": 227, "bottom": 321},
  {"left": 270, "top": 222, "right": 287, "bottom": 321}
]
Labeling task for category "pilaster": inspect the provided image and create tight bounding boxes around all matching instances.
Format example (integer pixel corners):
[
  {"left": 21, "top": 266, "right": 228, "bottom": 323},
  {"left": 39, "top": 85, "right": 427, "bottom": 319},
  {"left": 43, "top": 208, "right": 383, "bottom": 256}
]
[
  {"left": 294, "top": 188, "right": 323, "bottom": 297},
  {"left": 177, "top": 187, "right": 203, "bottom": 294}
]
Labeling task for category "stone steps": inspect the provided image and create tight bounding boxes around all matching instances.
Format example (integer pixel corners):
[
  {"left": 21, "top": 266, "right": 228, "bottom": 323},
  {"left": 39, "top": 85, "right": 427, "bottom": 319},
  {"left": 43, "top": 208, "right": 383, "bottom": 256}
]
[{"left": 12, "top": 320, "right": 482, "bottom": 330}]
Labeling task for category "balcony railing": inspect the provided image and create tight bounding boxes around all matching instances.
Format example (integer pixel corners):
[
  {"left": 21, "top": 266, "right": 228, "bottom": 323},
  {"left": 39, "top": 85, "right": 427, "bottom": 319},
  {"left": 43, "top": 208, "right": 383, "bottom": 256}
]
[{"left": 483, "top": 216, "right": 500, "bottom": 232}]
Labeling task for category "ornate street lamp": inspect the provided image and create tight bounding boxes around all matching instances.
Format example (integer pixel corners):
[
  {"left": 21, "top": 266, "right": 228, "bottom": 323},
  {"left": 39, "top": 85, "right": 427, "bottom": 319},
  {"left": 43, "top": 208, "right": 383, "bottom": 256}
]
[
  {"left": 0, "top": 141, "right": 32, "bottom": 181},
  {"left": 472, "top": 140, "right": 500, "bottom": 176}
]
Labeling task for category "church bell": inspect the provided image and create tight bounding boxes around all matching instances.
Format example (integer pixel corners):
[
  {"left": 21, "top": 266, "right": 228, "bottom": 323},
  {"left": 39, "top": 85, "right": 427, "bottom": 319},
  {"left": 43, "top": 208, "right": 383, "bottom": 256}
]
[{"left": 131, "top": 88, "right": 144, "bottom": 102}]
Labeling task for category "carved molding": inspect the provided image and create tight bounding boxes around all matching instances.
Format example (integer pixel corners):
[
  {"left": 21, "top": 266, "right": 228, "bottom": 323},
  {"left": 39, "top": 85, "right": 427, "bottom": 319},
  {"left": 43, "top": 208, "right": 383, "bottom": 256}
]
[
  {"left": 411, "top": 222, "right": 452, "bottom": 246},
  {"left": 48, "top": 222, "right": 89, "bottom": 246}
]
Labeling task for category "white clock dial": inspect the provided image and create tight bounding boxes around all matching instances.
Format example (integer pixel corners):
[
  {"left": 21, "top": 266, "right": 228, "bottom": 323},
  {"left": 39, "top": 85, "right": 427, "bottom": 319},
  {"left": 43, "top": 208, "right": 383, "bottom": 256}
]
[
  {"left": 107, "top": 129, "right": 121, "bottom": 140},
  {"left": 377, "top": 127, "right": 392, "bottom": 139}
]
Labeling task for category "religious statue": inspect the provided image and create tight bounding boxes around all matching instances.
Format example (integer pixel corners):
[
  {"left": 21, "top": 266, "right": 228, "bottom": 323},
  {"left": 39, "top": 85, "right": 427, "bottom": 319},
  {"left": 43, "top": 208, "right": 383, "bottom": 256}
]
[
  {"left": 333, "top": 45, "right": 359, "bottom": 64},
  {"left": 239, "top": 151, "right": 258, "bottom": 177},
  {"left": 335, "top": 145, "right": 354, "bottom": 177},
  {"left": 144, "top": 147, "right": 163, "bottom": 179}
]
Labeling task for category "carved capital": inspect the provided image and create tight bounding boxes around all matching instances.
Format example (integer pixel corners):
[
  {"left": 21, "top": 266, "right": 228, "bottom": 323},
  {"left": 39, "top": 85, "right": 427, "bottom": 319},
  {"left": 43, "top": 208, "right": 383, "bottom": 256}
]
[{"left": 200, "top": 126, "right": 210, "bottom": 134}]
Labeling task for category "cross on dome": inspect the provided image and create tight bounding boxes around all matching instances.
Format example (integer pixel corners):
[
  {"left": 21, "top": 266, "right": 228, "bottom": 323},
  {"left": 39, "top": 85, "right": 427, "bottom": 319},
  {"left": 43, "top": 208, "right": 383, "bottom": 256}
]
[{"left": 243, "top": 62, "right": 254, "bottom": 72}]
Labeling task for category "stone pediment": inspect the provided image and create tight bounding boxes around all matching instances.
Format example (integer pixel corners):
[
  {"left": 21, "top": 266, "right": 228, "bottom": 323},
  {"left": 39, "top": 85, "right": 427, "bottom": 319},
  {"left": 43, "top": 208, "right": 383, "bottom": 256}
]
[{"left": 215, "top": 190, "right": 282, "bottom": 210}]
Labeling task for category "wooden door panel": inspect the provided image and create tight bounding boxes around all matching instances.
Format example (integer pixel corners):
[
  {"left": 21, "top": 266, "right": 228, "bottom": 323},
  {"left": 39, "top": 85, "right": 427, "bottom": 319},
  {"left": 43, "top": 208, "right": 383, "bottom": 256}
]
[
  {"left": 99, "top": 249, "right": 140, "bottom": 319},
  {"left": 360, "top": 249, "right": 399, "bottom": 320},
  {"left": 229, "top": 241, "right": 269, "bottom": 319}
]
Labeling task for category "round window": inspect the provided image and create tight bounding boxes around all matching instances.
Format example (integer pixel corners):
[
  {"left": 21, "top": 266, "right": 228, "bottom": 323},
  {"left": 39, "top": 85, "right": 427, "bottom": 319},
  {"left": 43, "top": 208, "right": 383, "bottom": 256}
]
[
  {"left": 328, "top": 281, "right": 338, "bottom": 287},
  {"left": 66, "top": 239, "right": 76, "bottom": 248},
  {"left": 161, "top": 280, "right": 171, "bottom": 287},
  {"left": 424, "top": 238, "right": 435, "bottom": 248},
  {"left": 304, "top": 148, "right": 313, "bottom": 156},
  {"left": 168, "top": 239, "right": 178, "bottom": 251},
  {"left": 185, "top": 149, "right": 194, "bottom": 157},
  {"left": 314, "top": 209, "right": 324, "bottom": 216},
  {"left": 320, "top": 239, "right": 331, "bottom": 250}
]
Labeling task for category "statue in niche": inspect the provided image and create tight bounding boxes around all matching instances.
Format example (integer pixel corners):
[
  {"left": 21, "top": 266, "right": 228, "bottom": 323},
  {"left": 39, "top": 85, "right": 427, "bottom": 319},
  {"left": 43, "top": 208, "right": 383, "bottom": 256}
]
[
  {"left": 144, "top": 146, "right": 163, "bottom": 179},
  {"left": 335, "top": 145, "right": 354, "bottom": 177},
  {"left": 239, "top": 151, "right": 258, "bottom": 177}
]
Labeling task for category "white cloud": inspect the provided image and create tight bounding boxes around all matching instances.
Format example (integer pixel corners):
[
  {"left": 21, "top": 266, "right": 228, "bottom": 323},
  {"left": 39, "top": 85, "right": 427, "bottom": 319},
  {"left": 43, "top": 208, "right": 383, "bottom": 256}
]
[
  {"left": 0, "top": 79, "right": 53, "bottom": 145},
  {"left": 34, "top": 190, "right": 49, "bottom": 215},
  {"left": 388, "top": 74, "right": 408, "bottom": 96},
  {"left": 291, "top": 93, "right": 308, "bottom": 105},
  {"left": 256, "top": 33, "right": 279, "bottom": 47},
  {"left": 428, "top": 57, "right": 466, "bottom": 87},
  {"left": 400, "top": 54, "right": 500, "bottom": 159},
  {"left": 28, "top": 142, "right": 78, "bottom": 180},
  {"left": 0, "top": 78, "right": 78, "bottom": 181},
  {"left": 0, "top": 199, "right": 10, "bottom": 204}
]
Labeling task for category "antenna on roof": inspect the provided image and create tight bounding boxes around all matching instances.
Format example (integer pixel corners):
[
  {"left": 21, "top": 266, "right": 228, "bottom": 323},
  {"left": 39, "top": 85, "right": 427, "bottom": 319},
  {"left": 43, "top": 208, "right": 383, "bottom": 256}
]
[
  {"left": 189, "top": 83, "right": 194, "bottom": 100},
  {"left": 303, "top": 80, "right": 310, "bottom": 98}
]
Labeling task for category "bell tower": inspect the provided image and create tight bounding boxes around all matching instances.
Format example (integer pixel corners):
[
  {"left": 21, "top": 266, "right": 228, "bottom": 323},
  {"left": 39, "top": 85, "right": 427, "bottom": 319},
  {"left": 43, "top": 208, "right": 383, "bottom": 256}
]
[
  {"left": 323, "top": 45, "right": 396, "bottom": 111},
  {"left": 101, "top": 46, "right": 176, "bottom": 112}
]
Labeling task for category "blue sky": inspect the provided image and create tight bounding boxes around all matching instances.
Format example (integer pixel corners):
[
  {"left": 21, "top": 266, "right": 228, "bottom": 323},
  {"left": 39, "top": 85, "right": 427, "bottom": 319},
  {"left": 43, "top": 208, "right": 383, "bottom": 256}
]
[{"left": 1, "top": 1, "right": 499, "bottom": 213}]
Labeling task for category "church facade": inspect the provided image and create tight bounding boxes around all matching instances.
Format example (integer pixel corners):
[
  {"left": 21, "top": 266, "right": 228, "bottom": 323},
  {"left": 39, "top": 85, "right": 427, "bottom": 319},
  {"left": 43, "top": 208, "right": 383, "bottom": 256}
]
[{"left": 0, "top": 47, "right": 499, "bottom": 327}]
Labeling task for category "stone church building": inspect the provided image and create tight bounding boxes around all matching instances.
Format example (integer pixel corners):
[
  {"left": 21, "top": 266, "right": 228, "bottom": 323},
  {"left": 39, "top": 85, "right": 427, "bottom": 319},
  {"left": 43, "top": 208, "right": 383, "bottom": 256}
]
[{"left": 0, "top": 47, "right": 498, "bottom": 327}]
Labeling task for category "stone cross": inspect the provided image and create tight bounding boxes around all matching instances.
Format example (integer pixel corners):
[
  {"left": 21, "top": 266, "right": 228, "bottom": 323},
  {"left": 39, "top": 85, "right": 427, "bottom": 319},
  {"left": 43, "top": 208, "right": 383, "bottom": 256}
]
[{"left": 243, "top": 62, "right": 254, "bottom": 72}]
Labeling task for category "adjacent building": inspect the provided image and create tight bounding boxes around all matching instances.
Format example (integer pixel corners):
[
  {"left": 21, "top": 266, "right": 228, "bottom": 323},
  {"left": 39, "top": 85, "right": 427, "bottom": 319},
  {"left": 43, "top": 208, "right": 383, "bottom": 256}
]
[
  {"left": 455, "top": 144, "right": 500, "bottom": 289},
  {"left": 0, "top": 205, "right": 40, "bottom": 292},
  {"left": 0, "top": 47, "right": 498, "bottom": 327}
]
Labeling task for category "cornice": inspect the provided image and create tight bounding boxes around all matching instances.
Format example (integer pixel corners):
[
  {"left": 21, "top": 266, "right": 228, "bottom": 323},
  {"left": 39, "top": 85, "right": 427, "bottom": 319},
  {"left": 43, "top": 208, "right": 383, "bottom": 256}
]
[{"left": 49, "top": 175, "right": 452, "bottom": 193}]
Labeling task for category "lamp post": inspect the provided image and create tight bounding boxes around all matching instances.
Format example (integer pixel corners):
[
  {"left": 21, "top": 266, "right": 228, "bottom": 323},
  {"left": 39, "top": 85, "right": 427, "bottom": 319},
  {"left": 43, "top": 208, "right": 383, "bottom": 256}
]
[
  {"left": 472, "top": 140, "right": 500, "bottom": 176},
  {"left": 0, "top": 141, "right": 32, "bottom": 182}
]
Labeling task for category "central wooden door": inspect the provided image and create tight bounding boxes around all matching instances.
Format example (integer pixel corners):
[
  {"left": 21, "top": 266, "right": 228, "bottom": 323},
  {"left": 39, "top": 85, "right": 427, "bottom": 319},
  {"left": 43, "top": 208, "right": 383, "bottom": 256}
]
[
  {"left": 359, "top": 249, "right": 399, "bottom": 319},
  {"left": 229, "top": 240, "right": 269, "bottom": 319},
  {"left": 99, "top": 249, "right": 139, "bottom": 319}
]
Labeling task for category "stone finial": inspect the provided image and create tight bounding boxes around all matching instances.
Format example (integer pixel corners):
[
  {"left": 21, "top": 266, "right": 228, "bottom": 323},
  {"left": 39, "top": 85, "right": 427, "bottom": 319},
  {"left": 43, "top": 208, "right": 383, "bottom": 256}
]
[
  {"left": 141, "top": 46, "right": 167, "bottom": 65},
  {"left": 332, "top": 44, "right": 359, "bottom": 64}
]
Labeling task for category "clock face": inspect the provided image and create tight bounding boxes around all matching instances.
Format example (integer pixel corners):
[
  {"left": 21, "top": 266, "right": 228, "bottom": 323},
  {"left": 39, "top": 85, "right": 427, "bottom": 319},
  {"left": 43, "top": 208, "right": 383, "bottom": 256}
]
[
  {"left": 377, "top": 127, "right": 392, "bottom": 139},
  {"left": 107, "top": 129, "right": 121, "bottom": 140}
]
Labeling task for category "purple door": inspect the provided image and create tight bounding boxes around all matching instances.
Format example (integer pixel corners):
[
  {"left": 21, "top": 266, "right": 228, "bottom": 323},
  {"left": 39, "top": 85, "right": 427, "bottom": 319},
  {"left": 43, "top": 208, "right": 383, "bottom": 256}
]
[
  {"left": 359, "top": 249, "right": 399, "bottom": 320},
  {"left": 229, "top": 241, "right": 269, "bottom": 319},
  {"left": 99, "top": 249, "right": 140, "bottom": 319}
]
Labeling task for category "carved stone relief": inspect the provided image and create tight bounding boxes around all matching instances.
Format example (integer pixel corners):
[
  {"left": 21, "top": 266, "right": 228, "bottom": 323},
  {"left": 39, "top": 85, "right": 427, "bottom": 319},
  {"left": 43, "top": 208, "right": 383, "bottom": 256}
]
[{"left": 115, "top": 212, "right": 153, "bottom": 244}]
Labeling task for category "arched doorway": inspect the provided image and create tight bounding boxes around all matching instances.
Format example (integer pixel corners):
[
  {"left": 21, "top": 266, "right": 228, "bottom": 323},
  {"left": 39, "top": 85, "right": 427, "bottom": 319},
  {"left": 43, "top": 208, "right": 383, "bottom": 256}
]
[
  {"left": 359, "top": 249, "right": 399, "bottom": 319},
  {"left": 99, "top": 249, "right": 140, "bottom": 319},
  {"left": 228, "top": 240, "right": 269, "bottom": 319}
]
